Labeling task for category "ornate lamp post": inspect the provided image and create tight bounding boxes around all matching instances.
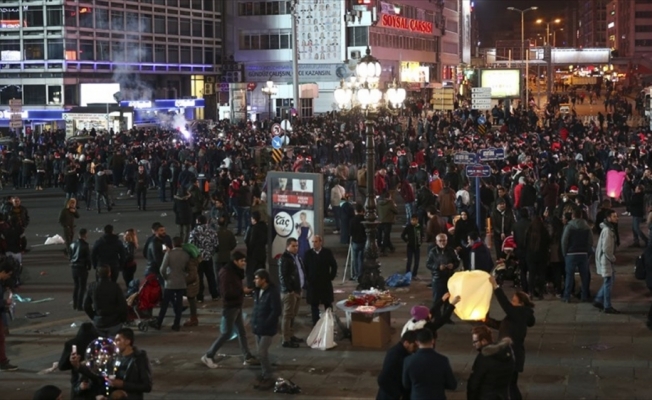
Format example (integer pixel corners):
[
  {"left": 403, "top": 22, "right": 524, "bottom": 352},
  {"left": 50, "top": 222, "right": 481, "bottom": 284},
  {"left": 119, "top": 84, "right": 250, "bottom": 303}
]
[
  {"left": 334, "top": 48, "right": 406, "bottom": 290},
  {"left": 261, "top": 79, "right": 278, "bottom": 120}
]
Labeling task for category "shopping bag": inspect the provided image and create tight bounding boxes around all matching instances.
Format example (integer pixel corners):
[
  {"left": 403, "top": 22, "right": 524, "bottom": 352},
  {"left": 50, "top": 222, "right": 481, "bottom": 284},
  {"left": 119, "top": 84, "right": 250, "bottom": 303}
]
[{"left": 306, "top": 308, "right": 337, "bottom": 350}]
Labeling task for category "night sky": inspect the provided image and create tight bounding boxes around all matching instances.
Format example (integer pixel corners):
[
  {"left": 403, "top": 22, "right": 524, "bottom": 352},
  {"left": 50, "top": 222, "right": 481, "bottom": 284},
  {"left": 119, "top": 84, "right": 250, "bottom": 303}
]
[{"left": 475, "top": 0, "right": 570, "bottom": 46}]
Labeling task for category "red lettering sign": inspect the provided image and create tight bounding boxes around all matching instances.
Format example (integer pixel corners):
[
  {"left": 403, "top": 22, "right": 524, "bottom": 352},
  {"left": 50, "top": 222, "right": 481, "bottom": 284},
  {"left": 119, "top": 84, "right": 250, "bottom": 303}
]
[{"left": 380, "top": 14, "right": 433, "bottom": 34}]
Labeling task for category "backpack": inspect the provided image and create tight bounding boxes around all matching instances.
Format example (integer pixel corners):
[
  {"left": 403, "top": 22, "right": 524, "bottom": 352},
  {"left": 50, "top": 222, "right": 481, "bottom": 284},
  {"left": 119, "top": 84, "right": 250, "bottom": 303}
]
[{"left": 635, "top": 253, "right": 646, "bottom": 280}]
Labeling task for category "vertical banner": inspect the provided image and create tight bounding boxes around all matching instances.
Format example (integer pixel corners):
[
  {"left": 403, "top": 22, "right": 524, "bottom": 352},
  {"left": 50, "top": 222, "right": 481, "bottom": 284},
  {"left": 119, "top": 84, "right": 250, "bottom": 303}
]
[
  {"left": 267, "top": 172, "right": 324, "bottom": 270},
  {"left": 295, "top": 0, "right": 343, "bottom": 63}
]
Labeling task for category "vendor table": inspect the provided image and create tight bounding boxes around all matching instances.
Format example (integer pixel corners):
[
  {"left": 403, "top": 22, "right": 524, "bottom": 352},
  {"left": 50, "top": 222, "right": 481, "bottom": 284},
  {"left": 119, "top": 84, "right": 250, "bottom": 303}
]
[{"left": 335, "top": 300, "right": 401, "bottom": 349}]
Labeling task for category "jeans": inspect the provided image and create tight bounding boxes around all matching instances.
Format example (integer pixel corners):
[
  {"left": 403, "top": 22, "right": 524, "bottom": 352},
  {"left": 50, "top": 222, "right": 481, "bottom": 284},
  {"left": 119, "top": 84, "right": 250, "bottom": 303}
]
[
  {"left": 351, "top": 242, "right": 365, "bottom": 278},
  {"left": 406, "top": 247, "right": 420, "bottom": 276},
  {"left": 205, "top": 307, "right": 251, "bottom": 359},
  {"left": 0, "top": 318, "right": 6, "bottom": 364},
  {"left": 96, "top": 191, "right": 110, "bottom": 211},
  {"left": 310, "top": 302, "right": 332, "bottom": 326},
  {"left": 595, "top": 273, "right": 614, "bottom": 309},
  {"left": 377, "top": 223, "right": 394, "bottom": 252},
  {"left": 431, "top": 280, "right": 448, "bottom": 319},
  {"left": 159, "top": 181, "right": 168, "bottom": 201},
  {"left": 136, "top": 188, "right": 147, "bottom": 209},
  {"left": 632, "top": 216, "right": 648, "bottom": 245},
  {"left": 236, "top": 206, "right": 250, "bottom": 234},
  {"left": 281, "top": 292, "right": 301, "bottom": 342},
  {"left": 256, "top": 335, "right": 274, "bottom": 380},
  {"left": 564, "top": 254, "right": 590, "bottom": 301},
  {"left": 405, "top": 202, "right": 415, "bottom": 221},
  {"left": 71, "top": 267, "right": 88, "bottom": 310},
  {"left": 197, "top": 260, "right": 219, "bottom": 301},
  {"left": 178, "top": 224, "right": 191, "bottom": 243},
  {"left": 157, "top": 288, "right": 185, "bottom": 328}
]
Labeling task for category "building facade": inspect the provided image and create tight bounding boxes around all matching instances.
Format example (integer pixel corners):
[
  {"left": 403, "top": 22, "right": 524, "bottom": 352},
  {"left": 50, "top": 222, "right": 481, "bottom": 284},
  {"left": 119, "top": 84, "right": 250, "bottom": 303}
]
[
  {"left": 225, "top": 0, "right": 464, "bottom": 119},
  {"left": 578, "top": 0, "right": 608, "bottom": 48},
  {"left": 606, "top": 0, "right": 652, "bottom": 59},
  {"left": 0, "top": 0, "right": 223, "bottom": 130}
]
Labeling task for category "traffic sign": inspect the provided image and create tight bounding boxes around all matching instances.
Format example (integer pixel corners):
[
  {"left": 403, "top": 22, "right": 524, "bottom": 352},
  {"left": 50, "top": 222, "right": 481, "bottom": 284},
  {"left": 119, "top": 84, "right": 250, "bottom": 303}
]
[
  {"left": 478, "top": 147, "right": 506, "bottom": 161},
  {"left": 471, "top": 87, "right": 491, "bottom": 94},
  {"left": 9, "top": 99, "right": 21, "bottom": 113},
  {"left": 471, "top": 93, "right": 492, "bottom": 99},
  {"left": 271, "top": 123, "right": 281, "bottom": 136},
  {"left": 471, "top": 99, "right": 492, "bottom": 106},
  {"left": 271, "top": 149, "right": 283, "bottom": 164},
  {"left": 453, "top": 152, "right": 478, "bottom": 165},
  {"left": 271, "top": 136, "right": 283, "bottom": 150},
  {"left": 466, "top": 164, "right": 491, "bottom": 178}
]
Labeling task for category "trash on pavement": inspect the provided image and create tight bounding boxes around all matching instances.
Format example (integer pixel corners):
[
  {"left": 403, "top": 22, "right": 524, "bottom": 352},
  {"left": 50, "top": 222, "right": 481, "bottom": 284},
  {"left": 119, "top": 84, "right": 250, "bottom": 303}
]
[
  {"left": 37, "top": 362, "right": 59, "bottom": 375},
  {"left": 40, "top": 271, "right": 48, "bottom": 276},
  {"left": 333, "top": 289, "right": 345, "bottom": 294},
  {"left": 582, "top": 343, "right": 613, "bottom": 352},
  {"left": 160, "top": 213, "right": 168, "bottom": 217},
  {"left": 44, "top": 235, "right": 65, "bottom": 245},
  {"left": 274, "top": 378, "right": 301, "bottom": 394},
  {"left": 31, "top": 298, "right": 54, "bottom": 304},
  {"left": 14, "top": 294, "right": 32, "bottom": 303}
]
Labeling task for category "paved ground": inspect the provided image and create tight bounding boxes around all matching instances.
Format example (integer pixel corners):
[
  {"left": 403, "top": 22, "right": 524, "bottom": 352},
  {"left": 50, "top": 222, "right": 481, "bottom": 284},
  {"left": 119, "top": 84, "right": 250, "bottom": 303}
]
[{"left": 0, "top": 188, "right": 651, "bottom": 399}]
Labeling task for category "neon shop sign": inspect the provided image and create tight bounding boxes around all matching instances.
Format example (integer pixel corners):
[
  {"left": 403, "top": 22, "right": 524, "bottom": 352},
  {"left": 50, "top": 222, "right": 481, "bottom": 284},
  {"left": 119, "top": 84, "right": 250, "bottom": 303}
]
[{"left": 0, "top": 7, "right": 28, "bottom": 13}]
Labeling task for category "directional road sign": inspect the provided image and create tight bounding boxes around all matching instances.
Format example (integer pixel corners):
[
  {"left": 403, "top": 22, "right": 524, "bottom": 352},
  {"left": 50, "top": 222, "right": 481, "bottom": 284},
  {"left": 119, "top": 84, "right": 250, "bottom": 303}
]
[
  {"left": 471, "top": 87, "right": 492, "bottom": 110},
  {"left": 271, "top": 136, "right": 283, "bottom": 150},
  {"left": 271, "top": 123, "right": 281, "bottom": 136},
  {"left": 453, "top": 152, "right": 478, "bottom": 165},
  {"left": 477, "top": 147, "right": 506, "bottom": 162},
  {"left": 471, "top": 87, "right": 492, "bottom": 94},
  {"left": 465, "top": 164, "right": 491, "bottom": 178}
]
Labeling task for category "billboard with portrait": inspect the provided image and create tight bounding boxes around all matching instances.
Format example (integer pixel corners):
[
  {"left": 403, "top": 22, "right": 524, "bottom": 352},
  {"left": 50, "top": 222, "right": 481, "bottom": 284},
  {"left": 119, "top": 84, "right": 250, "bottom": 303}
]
[
  {"left": 266, "top": 172, "right": 324, "bottom": 270},
  {"left": 400, "top": 62, "right": 429, "bottom": 83},
  {"left": 479, "top": 69, "right": 521, "bottom": 98}
]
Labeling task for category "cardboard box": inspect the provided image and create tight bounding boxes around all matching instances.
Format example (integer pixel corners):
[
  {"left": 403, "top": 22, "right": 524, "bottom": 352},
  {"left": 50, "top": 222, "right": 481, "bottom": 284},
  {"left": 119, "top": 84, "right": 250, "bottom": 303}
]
[{"left": 350, "top": 311, "right": 391, "bottom": 349}]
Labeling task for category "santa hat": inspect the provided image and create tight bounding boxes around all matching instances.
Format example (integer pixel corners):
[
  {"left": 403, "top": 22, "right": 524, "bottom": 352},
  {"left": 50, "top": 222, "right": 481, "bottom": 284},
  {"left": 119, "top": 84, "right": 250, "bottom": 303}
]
[
  {"left": 432, "top": 169, "right": 439, "bottom": 176},
  {"left": 447, "top": 223, "right": 455, "bottom": 233},
  {"left": 501, "top": 166, "right": 512, "bottom": 174},
  {"left": 410, "top": 162, "right": 418, "bottom": 168},
  {"left": 502, "top": 236, "right": 516, "bottom": 252},
  {"left": 569, "top": 186, "right": 579, "bottom": 194}
]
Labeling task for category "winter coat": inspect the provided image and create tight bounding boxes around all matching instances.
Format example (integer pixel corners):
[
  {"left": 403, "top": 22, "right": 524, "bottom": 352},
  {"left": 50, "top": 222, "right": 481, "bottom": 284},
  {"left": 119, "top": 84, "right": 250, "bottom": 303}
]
[
  {"left": 59, "top": 207, "right": 79, "bottom": 229},
  {"left": 630, "top": 192, "right": 646, "bottom": 218},
  {"left": 245, "top": 221, "right": 268, "bottom": 263},
  {"left": 58, "top": 322, "right": 100, "bottom": 400},
  {"left": 467, "top": 338, "right": 515, "bottom": 400},
  {"left": 303, "top": 247, "right": 337, "bottom": 305},
  {"left": 251, "top": 282, "right": 282, "bottom": 336},
  {"left": 83, "top": 278, "right": 128, "bottom": 329},
  {"left": 490, "top": 208, "right": 515, "bottom": 239},
  {"left": 79, "top": 347, "right": 152, "bottom": 400},
  {"left": 378, "top": 198, "right": 398, "bottom": 224},
  {"left": 91, "top": 233, "right": 126, "bottom": 269},
  {"left": 376, "top": 341, "right": 411, "bottom": 400},
  {"left": 160, "top": 248, "right": 190, "bottom": 290},
  {"left": 278, "top": 251, "right": 304, "bottom": 294},
  {"left": 595, "top": 222, "right": 616, "bottom": 277},
  {"left": 469, "top": 241, "right": 494, "bottom": 273},
  {"left": 219, "top": 262, "right": 246, "bottom": 309},
  {"left": 561, "top": 218, "right": 593, "bottom": 256},
  {"left": 349, "top": 214, "right": 366, "bottom": 245},
  {"left": 69, "top": 239, "right": 91, "bottom": 270},
  {"left": 426, "top": 246, "right": 459, "bottom": 282},
  {"left": 512, "top": 218, "right": 531, "bottom": 258},
  {"left": 438, "top": 187, "right": 457, "bottom": 217},
  {"left": 401, "top": 223, "right": 422, "bottom": 249},
  {"left": 216, "top": 227, "right": 237, "bottom": 264},
  {"left": 485, "top": 287, "right": 535, "bottom": 372},
  {"left": 453, "top": 218, "right": 478, "bottom": 248},
  {"left": 402, "top": 348, "right": 457, "bottom": 400},
  {"left": 173, "top": 194, "right": 193, "bottom": 225}
]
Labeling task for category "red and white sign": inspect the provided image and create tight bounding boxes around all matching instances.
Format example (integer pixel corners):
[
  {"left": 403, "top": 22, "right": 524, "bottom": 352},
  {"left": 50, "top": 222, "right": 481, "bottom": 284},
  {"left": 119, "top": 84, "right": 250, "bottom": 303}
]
[
  {"left": 271, "top": 123, "right": 281, "bottom": 136},
  {"left": 379, "top": 14, "right": 433, "bottom": 34},
  {"left": 273, "top": 194, "right": 315, "bottom": 207},
  {"left": 246, "top": 82, "right": 257, "bottom": 91}
]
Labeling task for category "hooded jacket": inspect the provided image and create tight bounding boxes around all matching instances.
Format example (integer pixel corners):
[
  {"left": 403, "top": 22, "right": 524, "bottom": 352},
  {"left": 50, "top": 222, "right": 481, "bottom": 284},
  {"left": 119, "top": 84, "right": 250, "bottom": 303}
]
[
  {"left": 377, "top": 198, "right": 398, "bottom": 224},
  {"left": 595, "top": 221, "right": 616, "bottom": 277},
  {"left": 561, "top": 218, "right": 593, "bottom": 256},
  {"left": 467, "top": 338, "right": 515, "bottom": 400}
]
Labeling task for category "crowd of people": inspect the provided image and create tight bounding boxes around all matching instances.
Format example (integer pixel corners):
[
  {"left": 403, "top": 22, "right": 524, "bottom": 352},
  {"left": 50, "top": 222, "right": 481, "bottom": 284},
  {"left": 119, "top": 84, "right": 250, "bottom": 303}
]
[{"left": 1, "top": 81, "right": 652, "bottom": 398}]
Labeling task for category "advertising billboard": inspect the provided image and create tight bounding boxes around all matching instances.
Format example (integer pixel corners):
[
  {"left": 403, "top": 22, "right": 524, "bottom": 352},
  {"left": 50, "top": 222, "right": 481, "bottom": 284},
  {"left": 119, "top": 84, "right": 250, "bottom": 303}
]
[
  {"left": 479, "top": 69, "right": 520, "bottom": 98},
  {"left": 80, "top": 83, "right": 120, "bottom": 106},
  {"left": 400, "top": 62, "right": 429, "bottom": 83},
  {"left": 266, "top": 172, "right": 324, "bottom": 274}
]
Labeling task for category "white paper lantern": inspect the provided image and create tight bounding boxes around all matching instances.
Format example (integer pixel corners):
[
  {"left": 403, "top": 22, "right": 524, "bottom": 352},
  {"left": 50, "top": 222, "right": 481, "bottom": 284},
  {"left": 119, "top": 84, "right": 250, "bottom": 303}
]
[{"left": 447, "top": 270, "right": 493, "bottom": 321}]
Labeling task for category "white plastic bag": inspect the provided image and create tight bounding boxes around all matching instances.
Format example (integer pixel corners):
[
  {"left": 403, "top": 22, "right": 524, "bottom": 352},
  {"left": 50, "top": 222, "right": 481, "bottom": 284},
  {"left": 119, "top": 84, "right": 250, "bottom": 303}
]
[
  {"left": 44, "top": 234, "right": 65, "bottom": 245},
  {"left": 306, "top": 308, "right": 337, "bottom": 350}
]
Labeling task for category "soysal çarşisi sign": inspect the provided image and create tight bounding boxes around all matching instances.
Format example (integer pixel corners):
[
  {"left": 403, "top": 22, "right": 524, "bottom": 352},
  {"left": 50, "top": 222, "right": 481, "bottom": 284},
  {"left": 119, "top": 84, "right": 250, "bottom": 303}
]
[{"left": 380, "top": 14, "right": 433, "bottom": 34}]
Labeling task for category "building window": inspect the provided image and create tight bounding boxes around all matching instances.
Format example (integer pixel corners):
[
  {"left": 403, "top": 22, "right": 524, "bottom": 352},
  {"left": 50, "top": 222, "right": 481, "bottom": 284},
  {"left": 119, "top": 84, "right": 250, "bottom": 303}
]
[
  {"left": 95, "top": 8, "right": 108, "bottom": 30},
  {"left": 240, "top": 31, "right": 292, "bottom": 50},
  {"left": 141, "top": 16, "right": 152, "bottom": 33},
  {"left": 168, "top": 17, "right": 178, "bottom": 35},
  {"left": 65, "top": 6, "right": 77, "bottom": 27},
  {"left": 300, "top": 98, "right": 312, "bottom": 118},
  {"left": 25, "top": 7, "right": 45, "bottom": 27},
  {"left": 180, "top": 18, "right": 191, "bottom": 36},
  {"left": 204, "top": 21, "right": 214, "bottom": 38},
  {"left": 79, "top": 8, "right": 93, "bottom": 28},
  {"left": 0, "top": 40, "right": 20, "bottom": 61},
  {"left": 47, "top": 6, "right": 63, "bottom": 26},
  {"left": 168, "top": 45, "right": 179, "bottom": 63},
  {"left": 347, "top": 27, "right": 369, "bottom": 47},
  {"left": 635, "top": 39, "right": 652, "bottom": 46},
  {"left": 112, "top": 41, "right": 124, "bottom": 61},
  {"left": 111, "top": 10, "right": 124, "bottom": 30},
  {"left": 635, "top": 11, "right": 652, "bottom": 18},
  {"left": 0, "top": 86, "right": 21, "bottom": 106},
  {"left": 238, "top": 1, "right": 290, "bottom": 16},
  {"left": 192, "top": 20, "right": 202, "bottom": 37},
  {"left": 25, "top": 39, "right": 45, "bottom": 60},
  {"left": 96, "top": 41, "right": 110, "bottom": 60},
  {"left": 79, "top": 40, "right": 94, "bottom": 60},
  {"left": 155, "top": 44, "right": 166, "bottom": 62},
  {"left": 24, "top": 85, "right": 46, "bottom": 105},
  {"left": 167, "top": 0, "right": 178, "bottom": 7},
  {"left": 48, "top": 85, "right": 62, "bottom": 105},
  {"left": 180, "top": 46, "right": 191, "bottom": 63},
  {"left": 204, "top": 48, "right": 214, "bottom": 64},
  {"left": 126, "top": 13, "right": 139, "bottom": 31},
  {"left": 65, "top": 85, "right": 78, "bottom": 105},
  {"left": 192, "top": 47, "right": 202, "bottom": 63},
  {"left": 154, "top": 16, "right": 165, "bottom": 34},
  {"left": 635, "top": 26, "right": 652, "bottom": 32}
]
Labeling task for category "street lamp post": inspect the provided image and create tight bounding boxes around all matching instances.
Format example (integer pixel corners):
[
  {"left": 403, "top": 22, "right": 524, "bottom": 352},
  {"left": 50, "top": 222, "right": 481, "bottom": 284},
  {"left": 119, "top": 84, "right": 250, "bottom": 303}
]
[
  {"left": 507, "top": 6, "right": 538, "bottom": 108},
  {"left": 261, "top": 79, "right": 278, "bottom": 120},
  {"left": 536, "top": 18, "right": 562, "bottom": 101},
  {"left": 334, "top": 48, "right": 405, "bottom": 290}
]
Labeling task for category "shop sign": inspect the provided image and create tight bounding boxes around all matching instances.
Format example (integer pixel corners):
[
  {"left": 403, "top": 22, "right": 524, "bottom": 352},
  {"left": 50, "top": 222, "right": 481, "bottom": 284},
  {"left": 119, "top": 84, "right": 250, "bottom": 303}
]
[
  {"left": 174, "top": 99, "right": 196, "bottom": 108},
  {"left": 1, "top": 110, "right": 27, "bottom": 119},
  {"left": 380, "top": 14, "right": 433, "bottom": 34},
  {"left": 123, "top": 100, "right": 152, "bottom": 109},
  {"left": 245, "top": 63, "right": 353, "bottom": 83}
]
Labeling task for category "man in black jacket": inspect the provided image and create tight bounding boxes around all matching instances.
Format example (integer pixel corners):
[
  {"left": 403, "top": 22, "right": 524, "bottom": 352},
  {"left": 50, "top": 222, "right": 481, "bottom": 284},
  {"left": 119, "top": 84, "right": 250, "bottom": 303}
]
[
  {"left": 467, "top": 326, "right": 515, "bottom": 400},
  {"left": 83, "top": 265, "right": 128, "bottom": 338},
  {"left": 69, "top": 228, "right": 91, "bottom": 311},
  {"left": 303, "top": 235, "right": 338, "bottom": 326},
  {"left": 278, "top": 238, "right": 305, "bottom": 348},
  {"left": 402, "top": 329, "right": 457, "bottom": 399},
  {"left": 349, "top": 204, "right": 366, "bottom": 280},
  {"left": 426, "top": 233, "right": 459, "bottom": 319},
  {"left": 376, "top": 330, "right": 418, "bottom": 400},
  {"left": 201, "top": 251, "right": 258, "bottom": 369},
  {"left": 245, "top": 211, "right": 268, "bottom": 288},
  {"left": 91, "top": 224, "right": 126, "bottom": 283},
  {"left": 94, "top": 166, "right": 111, "bottom": 213},
  {"left": 251, "top": 269, "right": 282, "bottom": 391},
  {"left": 135, "top": 164, "right": 148, "bottom": 211},
  {"left": 72, "top": 327, "right": 152, "bottom": 400},
  {"left": 144, "top": 223, "right": 169, "bottom": 277}
]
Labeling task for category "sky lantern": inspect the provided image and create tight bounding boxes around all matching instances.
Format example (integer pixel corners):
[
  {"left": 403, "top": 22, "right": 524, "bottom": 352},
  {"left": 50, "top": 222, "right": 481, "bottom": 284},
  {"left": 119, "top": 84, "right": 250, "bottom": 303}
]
[
  {"left": 447, "top": 270, "right": 493, "bottom": 321},
  {"left": 606, "top": 170, "right": 626, "bottom": 199}
]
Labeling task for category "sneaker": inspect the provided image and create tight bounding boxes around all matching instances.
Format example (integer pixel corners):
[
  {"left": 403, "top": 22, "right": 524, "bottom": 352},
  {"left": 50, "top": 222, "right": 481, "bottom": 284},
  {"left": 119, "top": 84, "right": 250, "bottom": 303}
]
[
  {"left": 603, "top": 307, "right": 621, "bottom": 314},
  {"left": 592, "top": 301, "right": 604, "bottom": 310},
  {"left": 201, "top": 355, "right": 219, "bottom": 369},
  {"left": 0, "top": 362, "right": 17, "bottom": 371},
  {"left": 243, "top": 356, "right": 261, "bottom": 366}
]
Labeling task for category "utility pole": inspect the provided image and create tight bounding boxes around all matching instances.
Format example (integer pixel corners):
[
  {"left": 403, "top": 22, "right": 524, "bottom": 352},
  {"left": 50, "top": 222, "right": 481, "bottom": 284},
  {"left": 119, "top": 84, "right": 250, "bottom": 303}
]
[{"left": 290, "top": 0, "right": 300, "bottom": 120}]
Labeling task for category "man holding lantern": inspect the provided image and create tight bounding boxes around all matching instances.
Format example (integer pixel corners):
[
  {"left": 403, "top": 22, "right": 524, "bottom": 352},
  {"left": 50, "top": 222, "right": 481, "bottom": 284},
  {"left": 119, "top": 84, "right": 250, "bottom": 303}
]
[{"left": 426, "top": 233, "right": 459, "bottom": 319}]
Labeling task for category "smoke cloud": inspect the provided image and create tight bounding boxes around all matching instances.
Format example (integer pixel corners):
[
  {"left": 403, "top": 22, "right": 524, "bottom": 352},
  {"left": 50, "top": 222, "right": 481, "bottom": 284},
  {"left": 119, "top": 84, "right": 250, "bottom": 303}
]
[{"left": 111, "top": 14, "right": 153, "bottom": 101}]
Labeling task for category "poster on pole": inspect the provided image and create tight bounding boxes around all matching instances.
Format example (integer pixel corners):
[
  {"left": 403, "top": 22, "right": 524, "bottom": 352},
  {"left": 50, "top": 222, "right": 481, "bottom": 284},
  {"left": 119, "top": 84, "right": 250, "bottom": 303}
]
[{"left": 266, "top": 172, "right": 324, "bottom": 273}]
